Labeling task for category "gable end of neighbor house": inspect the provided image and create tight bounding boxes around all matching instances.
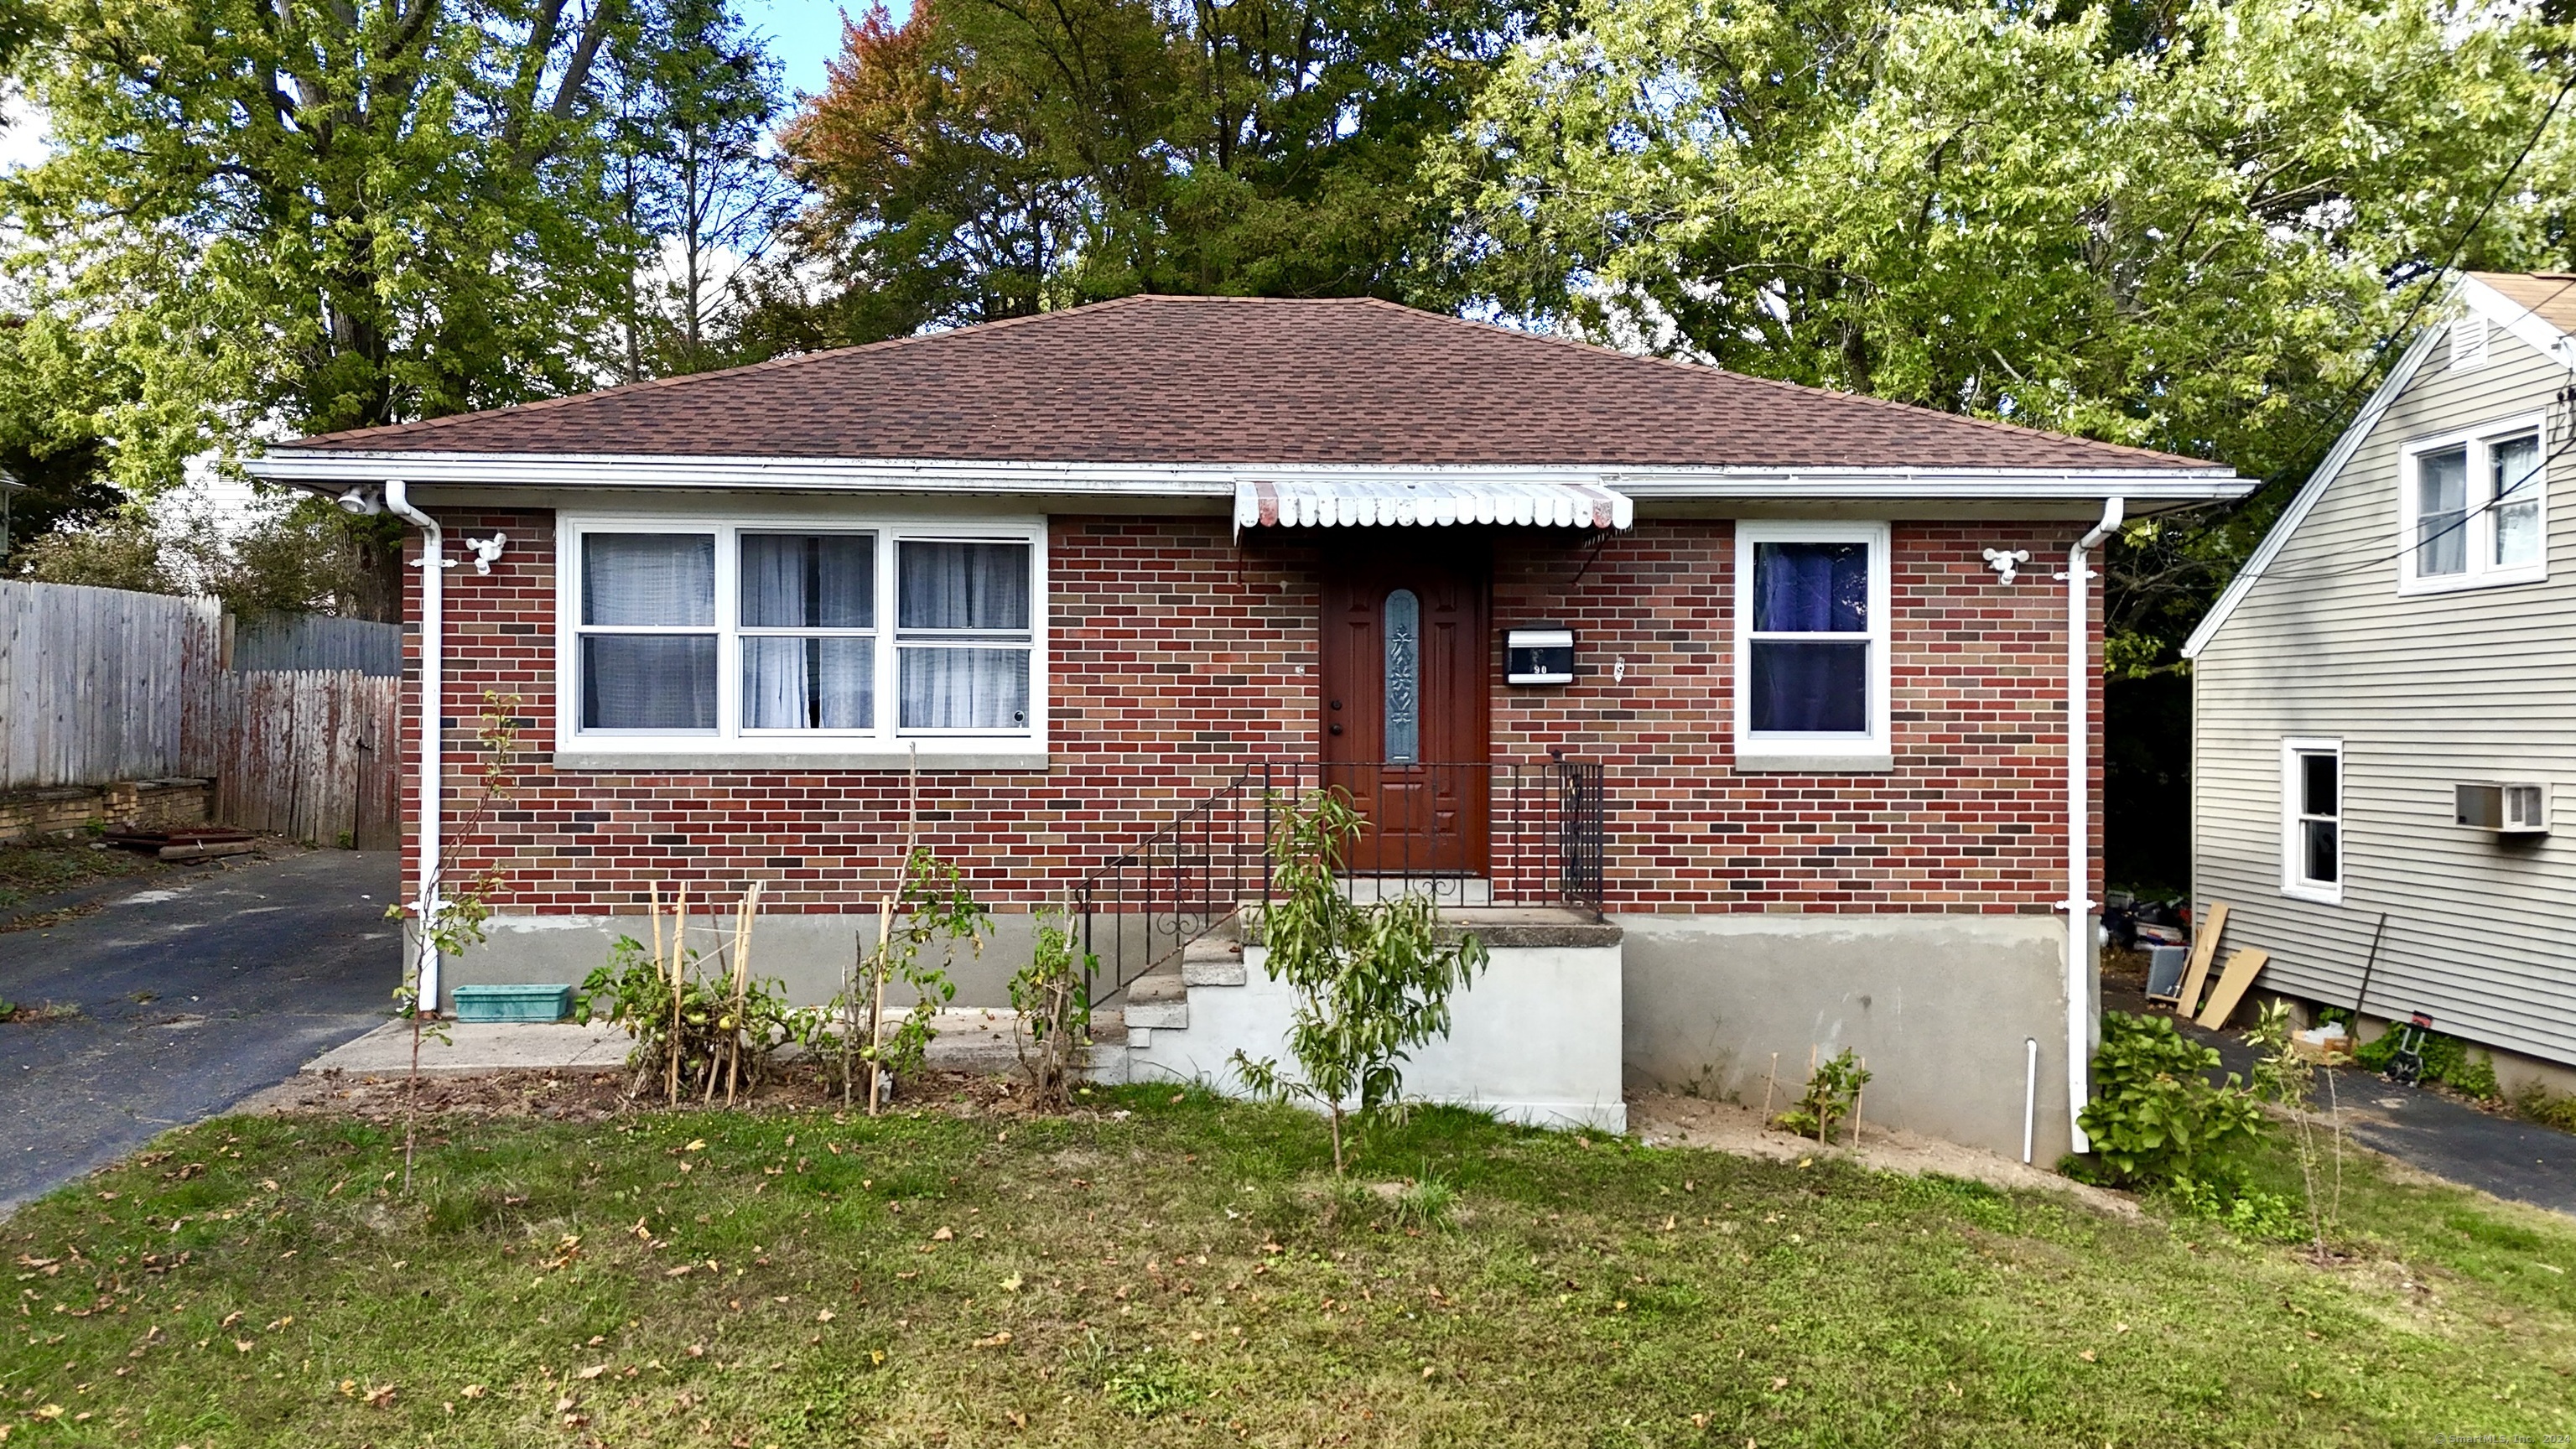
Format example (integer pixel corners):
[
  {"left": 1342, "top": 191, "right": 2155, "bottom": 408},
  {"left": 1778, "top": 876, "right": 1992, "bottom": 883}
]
[{"left": 2189, "top": 274, "right": 2576, "bottom": 1086}]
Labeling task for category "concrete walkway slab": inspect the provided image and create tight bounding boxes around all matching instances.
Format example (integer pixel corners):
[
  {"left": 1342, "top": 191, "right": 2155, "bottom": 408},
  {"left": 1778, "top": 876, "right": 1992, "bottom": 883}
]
[{"left": 304, "top": 1020, "right": 634, "bottom": 1076}]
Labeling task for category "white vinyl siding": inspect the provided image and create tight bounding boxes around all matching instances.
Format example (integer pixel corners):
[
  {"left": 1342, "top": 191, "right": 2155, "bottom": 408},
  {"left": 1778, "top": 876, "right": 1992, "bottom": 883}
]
[{"left": 2194, "top": 316, "right": 2576, "bottom": 1066}]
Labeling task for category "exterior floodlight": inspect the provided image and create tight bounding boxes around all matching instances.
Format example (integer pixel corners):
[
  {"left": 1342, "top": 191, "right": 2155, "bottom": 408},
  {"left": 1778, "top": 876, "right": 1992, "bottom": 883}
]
[{"left": 336, "top": 485, "right": 383, "bottom": 517}]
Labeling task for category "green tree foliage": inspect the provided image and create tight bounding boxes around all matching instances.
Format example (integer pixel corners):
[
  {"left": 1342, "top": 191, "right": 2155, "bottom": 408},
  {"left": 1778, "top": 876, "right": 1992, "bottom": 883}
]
[
  {"left": 1436, "top": 0, "right": 2576, "bottom": 672},
  {"left": 1, "top": 0, "right": 748, "bottom": 493},
  {"left": 773, "top": 0, "right": 1527, "bottom": 342},
  {"left": 607, "top": 0, "right": 798, "bottom": 378}
]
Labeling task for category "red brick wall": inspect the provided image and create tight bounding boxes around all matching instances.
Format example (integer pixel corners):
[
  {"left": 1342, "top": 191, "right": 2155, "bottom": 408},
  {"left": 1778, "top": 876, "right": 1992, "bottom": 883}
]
[
  {"left": 1490, "top": 522, "right": 2098, "bottom": 913},
  {"left": 402, "top": 510, "right": 2099, "bottom": 917}
]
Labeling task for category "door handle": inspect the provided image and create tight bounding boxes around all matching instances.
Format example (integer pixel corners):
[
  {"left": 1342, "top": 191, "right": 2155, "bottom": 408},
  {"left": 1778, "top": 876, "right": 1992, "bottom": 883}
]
[{"left": 1329, "top": 724, "right": 1343, "bottom": 735}]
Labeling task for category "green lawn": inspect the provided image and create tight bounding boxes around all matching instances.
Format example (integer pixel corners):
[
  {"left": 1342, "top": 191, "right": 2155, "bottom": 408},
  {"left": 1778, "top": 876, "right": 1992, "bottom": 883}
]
[{"left": 2, "top": 1080, "right": 2571, "bottom": 1447}]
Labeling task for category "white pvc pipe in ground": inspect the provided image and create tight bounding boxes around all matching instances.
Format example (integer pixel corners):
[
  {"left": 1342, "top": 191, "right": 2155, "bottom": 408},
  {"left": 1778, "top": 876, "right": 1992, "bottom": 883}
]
[{"left": 2023, "top": 1036, "right": 2039, "bottom": 1165}]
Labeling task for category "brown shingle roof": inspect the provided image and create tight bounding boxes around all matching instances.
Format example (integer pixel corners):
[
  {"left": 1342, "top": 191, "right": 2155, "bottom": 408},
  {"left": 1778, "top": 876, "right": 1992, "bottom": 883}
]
[
  {"left": 280, "top": 296, "right": 2211, "bottom": 470},
  {"left": 2471, "top": 272, "right": 2576, "bottom": 338}
]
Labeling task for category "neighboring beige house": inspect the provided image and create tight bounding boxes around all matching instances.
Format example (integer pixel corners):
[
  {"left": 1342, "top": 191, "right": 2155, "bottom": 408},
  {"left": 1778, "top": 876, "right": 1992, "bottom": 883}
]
[{"left": 2186, "top": 273, "right": 2576, "bottom": 1095}]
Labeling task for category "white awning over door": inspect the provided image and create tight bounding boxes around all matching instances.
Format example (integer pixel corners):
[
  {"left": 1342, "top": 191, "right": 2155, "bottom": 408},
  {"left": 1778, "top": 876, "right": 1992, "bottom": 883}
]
[{"left": 1233, "top": 479, "right": 1633, "bottom": 531}]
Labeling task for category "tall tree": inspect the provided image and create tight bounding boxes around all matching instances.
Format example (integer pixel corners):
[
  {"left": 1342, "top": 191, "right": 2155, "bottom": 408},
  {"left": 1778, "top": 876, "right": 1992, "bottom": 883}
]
[
  {"left": 1436, "top": 0, "right": 2574, "bottom": 667},
  {"left": 773, "top": 0, "right": 1529, "bottom": 342},
  {"left": 1, "top": 0, "right": 704, "bottom": 489},
  {"left": 610, "top": 0, "right": 798, "bottom": 378}
]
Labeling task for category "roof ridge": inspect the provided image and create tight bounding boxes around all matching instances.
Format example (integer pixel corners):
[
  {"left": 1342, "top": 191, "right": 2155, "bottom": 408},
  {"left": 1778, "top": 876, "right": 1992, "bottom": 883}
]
[{"left": 1361, "top": 302, "right": 2212, "bottom": 470}]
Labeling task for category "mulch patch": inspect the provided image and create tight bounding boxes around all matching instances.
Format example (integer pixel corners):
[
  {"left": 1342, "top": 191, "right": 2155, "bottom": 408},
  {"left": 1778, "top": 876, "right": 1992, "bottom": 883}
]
[{"left": 264, "top": 1064, "right": 1057, "bottom": 1126}]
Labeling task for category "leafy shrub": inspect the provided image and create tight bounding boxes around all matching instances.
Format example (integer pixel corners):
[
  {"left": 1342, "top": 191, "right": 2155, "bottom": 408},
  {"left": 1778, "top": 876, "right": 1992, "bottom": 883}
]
[
  {"left": 575, "top": 936, "right": 798, "bottom": 1100},
  {"left": 1772, "top": 1048, "right": 1871, "bottom": 1142},
  {"left": 2352, "top": 1021, "right": 2501, "bottom": 1099},
  {"left": 2070, "top": 1012, "right": 2266, "bottom": 1189},
  {"left": 2163, "top": 1176, "right": 2308, "bottom": 1242},
  {"left": 2514, "top": 1083, "right": 2576, "bottom": 1133},
  {"left": 1010, "top": 907, "right": 1093, "bottom": 1107}
]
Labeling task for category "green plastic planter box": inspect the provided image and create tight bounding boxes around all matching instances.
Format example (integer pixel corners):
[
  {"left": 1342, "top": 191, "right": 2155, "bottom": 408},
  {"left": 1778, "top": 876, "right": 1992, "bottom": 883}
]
[{"left": 450, "top": 984, "right": 572, "bottom": 1024}]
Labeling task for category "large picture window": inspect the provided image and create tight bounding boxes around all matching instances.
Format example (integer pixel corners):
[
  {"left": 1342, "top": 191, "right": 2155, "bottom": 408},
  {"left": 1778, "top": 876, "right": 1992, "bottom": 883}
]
[
  {"left": 2401, "top": 418, "right": 2547, "bottom": 592},
  {"left": 559, "top": 516, "right": 1045, "bottom": 762},
  {"left": 1734, "top": 521, "right": 1892, "bottom": 766}
]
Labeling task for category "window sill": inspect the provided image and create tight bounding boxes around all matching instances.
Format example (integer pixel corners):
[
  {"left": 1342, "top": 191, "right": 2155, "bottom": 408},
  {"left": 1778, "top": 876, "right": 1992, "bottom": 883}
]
[
  {"left": 1732, "top": 751, "right": 1895, "bottom": 775},
  {"left": 2280, "top": 881, "right": 2343, "bottom": 906},
  {"left": 552, "top": 749, "right": 1050, "bottom": 773},
  {"left": 2397, "top": 568, "right": 2548, "bottom": 597}
]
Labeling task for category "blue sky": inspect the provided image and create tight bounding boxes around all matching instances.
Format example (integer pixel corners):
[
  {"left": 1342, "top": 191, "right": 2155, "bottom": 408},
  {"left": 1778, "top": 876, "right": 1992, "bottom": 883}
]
[{"left": 746, "top": 0, "right": 907, "bottom": 99}]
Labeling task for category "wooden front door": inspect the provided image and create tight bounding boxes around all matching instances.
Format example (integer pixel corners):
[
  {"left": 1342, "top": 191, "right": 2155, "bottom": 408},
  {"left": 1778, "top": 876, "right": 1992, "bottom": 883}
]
[{"left": 1319, "top": 544, "right": 1489, "bottom": 875}]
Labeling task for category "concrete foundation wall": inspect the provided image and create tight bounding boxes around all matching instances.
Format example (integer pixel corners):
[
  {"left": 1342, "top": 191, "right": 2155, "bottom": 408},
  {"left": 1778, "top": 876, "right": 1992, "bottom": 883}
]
[
  {"left": 434, "top": 911, "right": 1039, "bottom": 1011},
  {"left": 1618, "top": 913, "right": 2084, "bottom": 1161},
  {"left": 1121, "top": 942, "right": 1627, "bottom": 1133}
]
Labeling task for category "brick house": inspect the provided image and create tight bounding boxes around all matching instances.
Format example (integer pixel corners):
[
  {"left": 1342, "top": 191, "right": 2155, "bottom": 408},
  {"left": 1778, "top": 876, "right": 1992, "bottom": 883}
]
[{"left": 250, "top": 297, "right": 2243, "bottom": 1155}]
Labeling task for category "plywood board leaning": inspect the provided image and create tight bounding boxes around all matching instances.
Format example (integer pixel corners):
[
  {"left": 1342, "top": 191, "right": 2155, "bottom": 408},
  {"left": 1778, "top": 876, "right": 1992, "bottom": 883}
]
[
  {"left": 2162, "top": 901, "right": 2229, "bottom": 1010},
  {"left": 2194, "top": 948, "right": 2270, "bottom": 1031}
]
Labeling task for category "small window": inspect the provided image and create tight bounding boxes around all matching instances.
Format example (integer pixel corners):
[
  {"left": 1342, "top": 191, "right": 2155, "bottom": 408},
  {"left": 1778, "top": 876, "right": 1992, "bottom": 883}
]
[
  {"left": 579, "top": 532, "right": 718, "bottom": 731},
  {"left": 896, "top": 540, "right": 1034, "bottom": 731},
  {"left": 2402, "top": 420, "right": 2548, "bottom": 591},
  {"left": 1735, "top": 522, "right": 1891, "bottom": 761},
  {"left": 2282, "top": 739, "right": 2342, "bottom": 902}
]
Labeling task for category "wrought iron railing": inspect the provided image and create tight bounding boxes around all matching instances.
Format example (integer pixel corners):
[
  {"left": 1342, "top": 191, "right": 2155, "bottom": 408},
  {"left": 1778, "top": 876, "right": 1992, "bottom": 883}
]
[{"left": 1075, "top": 759, "right": 1607, "bottom": 1005}]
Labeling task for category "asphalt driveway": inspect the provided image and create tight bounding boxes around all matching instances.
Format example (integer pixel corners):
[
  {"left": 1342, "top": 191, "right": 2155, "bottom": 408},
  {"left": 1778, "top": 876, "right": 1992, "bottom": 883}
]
[{"left": 0, "top": 849, "right": 400, "bottom": 1213}]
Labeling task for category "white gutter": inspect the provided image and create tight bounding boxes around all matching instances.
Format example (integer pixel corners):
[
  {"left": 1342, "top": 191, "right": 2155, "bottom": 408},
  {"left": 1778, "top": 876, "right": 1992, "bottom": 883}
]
[
  {"left": 243, "top": 449, "right": 2244, "bottom": 503},
  {"left": 2063, "top": 496, "right": 2123, "bottom": 1155},
  {"left": 382, "top": 480, "right": 448, "bottom": 1014}
]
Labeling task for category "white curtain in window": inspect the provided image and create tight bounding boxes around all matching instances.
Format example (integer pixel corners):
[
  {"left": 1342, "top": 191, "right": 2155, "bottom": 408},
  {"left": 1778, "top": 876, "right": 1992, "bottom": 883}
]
[
  {"left": 584, "top": 636, "right": 716, "bottom": 730},
  {"left": 901, "top": 647, "right": 1029, "bottom": 730},
  {"left": 741, "top": 534, "right": 873, "bottom": 627},
  {"left": 744, "top": 637, "right": 874, "bottom": 730},
  {"left": 900, "top": 542, "right": 1030, "bottom": 630},
  {"left": 584, "top": 533, "right": 714, "bottom": 625}
]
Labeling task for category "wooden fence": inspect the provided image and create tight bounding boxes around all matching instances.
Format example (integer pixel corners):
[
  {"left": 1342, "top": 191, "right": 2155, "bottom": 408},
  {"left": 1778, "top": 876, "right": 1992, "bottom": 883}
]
[
  {"left": 230, "top": 613, "right": 403, "bottom": 676},
  {"left": 3, "top": 579, "right": 403, "bottom": 848},
  {"left": 0, "top": 579, "right": 223, "bottom": 792},
  {"left": 196, "top": 671, "right": 402, "bottom": 849}
]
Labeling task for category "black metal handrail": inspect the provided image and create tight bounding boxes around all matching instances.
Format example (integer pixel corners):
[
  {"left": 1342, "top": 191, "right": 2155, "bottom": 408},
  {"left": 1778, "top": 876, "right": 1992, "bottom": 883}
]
[{"left": 1074, "top": 759, "right": 1607, "bottom": 1006}]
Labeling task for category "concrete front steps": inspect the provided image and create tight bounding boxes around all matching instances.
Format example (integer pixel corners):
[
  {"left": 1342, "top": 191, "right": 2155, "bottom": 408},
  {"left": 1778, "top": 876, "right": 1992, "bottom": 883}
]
[{"left": 1084, "top": 906, "right": 1627, "bottom": 1132}]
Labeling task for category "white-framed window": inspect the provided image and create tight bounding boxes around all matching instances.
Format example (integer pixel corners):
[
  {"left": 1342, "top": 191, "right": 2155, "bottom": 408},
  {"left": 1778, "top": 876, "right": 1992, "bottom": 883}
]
[
  {"left": 2281, "top": 737, "right": 2343, "bottom": 904},
  {"left": 558, "top": 512, "right": 1046, "bottom": 760},
  {"left": 1732, "top": 521, "right": 1893, "bottom": 763},
  {"left": 2399, "top": 415, "right": 2547, "bottom": 594}
]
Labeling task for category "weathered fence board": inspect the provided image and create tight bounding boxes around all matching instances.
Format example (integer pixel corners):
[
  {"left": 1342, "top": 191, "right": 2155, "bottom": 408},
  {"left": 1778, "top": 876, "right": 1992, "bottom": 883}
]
[
  {"left": 0, "top": 579, "right": 222, "bottom": 791},
  {"left": 5, "top": 580, "right": 401, "bottom": 847},
  {"left": 230, "top": 613, "right": 402, "bottom": 676},
  {"left": 203, "top": 671, "right": 401, "bottom": 848}
]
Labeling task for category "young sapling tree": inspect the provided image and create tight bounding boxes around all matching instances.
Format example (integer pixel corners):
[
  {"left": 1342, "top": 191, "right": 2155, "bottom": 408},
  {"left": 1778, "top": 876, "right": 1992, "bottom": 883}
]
[{"left": 1232, "top": 790, "right": 1488, "bottom": 1174}]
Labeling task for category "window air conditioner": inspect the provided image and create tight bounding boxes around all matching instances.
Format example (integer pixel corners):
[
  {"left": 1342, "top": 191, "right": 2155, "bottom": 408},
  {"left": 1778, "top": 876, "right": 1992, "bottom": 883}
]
[{"left": 2455, "top": 782, "right": 2548, "bottom": 835}]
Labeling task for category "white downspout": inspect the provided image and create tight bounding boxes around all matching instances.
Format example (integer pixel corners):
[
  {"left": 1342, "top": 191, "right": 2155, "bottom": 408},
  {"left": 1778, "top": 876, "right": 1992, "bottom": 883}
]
[
  {"left": 2063, "top": 496, "right": 2123, "bottom": 1156},
  {"left": 383, "top": 480, "right": 447, "bottom": 1014}
]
